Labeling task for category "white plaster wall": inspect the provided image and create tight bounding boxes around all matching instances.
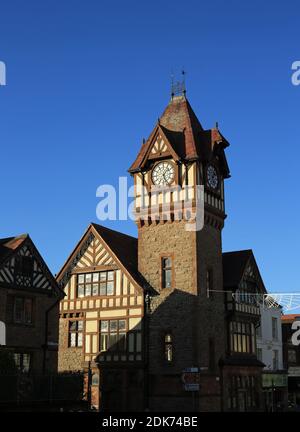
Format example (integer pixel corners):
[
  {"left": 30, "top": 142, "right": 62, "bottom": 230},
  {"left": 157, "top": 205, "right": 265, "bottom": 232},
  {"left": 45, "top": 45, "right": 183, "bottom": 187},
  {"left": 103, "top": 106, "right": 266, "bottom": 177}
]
[{"left": 256, "top": 305, "right": 283, "bottom": 370}]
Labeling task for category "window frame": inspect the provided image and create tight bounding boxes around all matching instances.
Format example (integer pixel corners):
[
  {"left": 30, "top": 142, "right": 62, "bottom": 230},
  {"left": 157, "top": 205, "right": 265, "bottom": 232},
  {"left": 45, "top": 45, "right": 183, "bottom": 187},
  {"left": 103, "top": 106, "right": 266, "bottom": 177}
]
[
  {"left": 161, "top": 254, "right": 174, "bottom": 289},
  {"left": 13, "top": 296, "right": 33, "bottom": 325},
  {"left": 164, "top": 332, "right": 173, "bottom": 364},
  {"left": 77, "top": 270, "right": 115, "bottom": 298},
  {"left": 272, "top": 349, "right": 279, "bottom": 370},
  {"left": 99, "top": 319, "right": 127, "bottom": 353},
  {"left": 229, "top": 320, "right": 256, "bottom": 354},
  {"left": 257, "top": 347, "right": 263, "bottom": 362},
  {"left": 206, "top": 268, "right": 214, "bottom": 298},
  {"left": 68, "top": 320, "right": 83, "bottom": 348},
  {"left": 13, "top": 352, "right": 31, "bottom": 373},
  {"left": 272, "top": 317, "right": 278, "bottom": 341}
]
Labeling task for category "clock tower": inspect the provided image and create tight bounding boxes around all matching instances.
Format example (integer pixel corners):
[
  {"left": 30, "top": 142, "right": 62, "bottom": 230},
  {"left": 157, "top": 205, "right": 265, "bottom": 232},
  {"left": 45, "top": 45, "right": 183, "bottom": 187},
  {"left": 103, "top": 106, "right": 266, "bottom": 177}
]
[{"left": 128, "top": 91, "right": 230, "bottom": 411}]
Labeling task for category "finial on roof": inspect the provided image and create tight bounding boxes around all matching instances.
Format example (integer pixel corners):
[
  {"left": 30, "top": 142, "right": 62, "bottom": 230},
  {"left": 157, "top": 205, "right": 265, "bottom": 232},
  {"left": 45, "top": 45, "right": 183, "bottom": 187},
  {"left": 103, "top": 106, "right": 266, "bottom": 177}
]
[
  {"left": 143, "top": 138, "right": 146, "bottom": 144},
  {"left": 171, "top": 69, "right": 186, "bottom": 99},
  {"left": 215, "top": 121, "right": 219, "bottom": 129}
]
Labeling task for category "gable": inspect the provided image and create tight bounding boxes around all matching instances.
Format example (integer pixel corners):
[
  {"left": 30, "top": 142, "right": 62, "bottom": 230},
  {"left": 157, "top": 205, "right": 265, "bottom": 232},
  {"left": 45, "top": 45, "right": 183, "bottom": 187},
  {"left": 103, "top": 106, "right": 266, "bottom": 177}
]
[
  {"left": 75, "top": 235, "right": 116, "bottom": 269},
  {"left": 57, "top": 224, "right": 145, "bottom": 292},
  {"left": 142, "top": 126, "right": 180, "bottom": 166},
  {"left": 240, "top": 256, "right": 266, "bottom": 295},
  {"left": 0, "top": 239, "right": 60, "bottom": 295},
  {"left": 149, "top": 134, "right": 169, "bottom": 157}
]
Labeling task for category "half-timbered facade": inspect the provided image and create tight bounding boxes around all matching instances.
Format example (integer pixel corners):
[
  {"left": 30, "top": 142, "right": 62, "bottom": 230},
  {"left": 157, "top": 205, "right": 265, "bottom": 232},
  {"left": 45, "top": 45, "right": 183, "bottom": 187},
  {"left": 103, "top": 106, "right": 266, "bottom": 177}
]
[
  {"left": 128, "top": 93, "right": 231, "bottom": 411},
  {"left": 0, "top": 234, "right": 63, "bottom": 375},
  {"left": 222, "top": 250, "right": 265, "bottom": 411},
  {"left": 57, "top": 224, "right": 146, "bottom": 411},
  {"left": 57, "top": 90, "right": 267, "bottom": 411}
]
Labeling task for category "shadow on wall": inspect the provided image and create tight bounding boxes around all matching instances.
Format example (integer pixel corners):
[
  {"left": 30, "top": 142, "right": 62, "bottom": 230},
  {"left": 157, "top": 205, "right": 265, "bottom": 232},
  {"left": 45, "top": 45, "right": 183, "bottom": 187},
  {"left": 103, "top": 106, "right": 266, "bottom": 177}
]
[{"left": 95, "top": 288, "right": 224, "bottom": 412}]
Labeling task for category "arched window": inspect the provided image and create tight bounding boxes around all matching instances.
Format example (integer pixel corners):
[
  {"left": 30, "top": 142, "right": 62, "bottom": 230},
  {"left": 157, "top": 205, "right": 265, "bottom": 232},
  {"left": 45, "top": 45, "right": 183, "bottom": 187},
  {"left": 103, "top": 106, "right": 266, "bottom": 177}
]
[{"left": 164, "top": 333, "right": 173, "bottom": 363}]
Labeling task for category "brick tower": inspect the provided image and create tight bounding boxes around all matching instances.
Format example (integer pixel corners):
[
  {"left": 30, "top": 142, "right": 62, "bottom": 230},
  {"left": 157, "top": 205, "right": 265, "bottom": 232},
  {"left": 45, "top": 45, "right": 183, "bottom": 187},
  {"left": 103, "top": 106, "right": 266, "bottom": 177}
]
[{"left": 128, "top": 90, "right": 231, "bottom": 411}]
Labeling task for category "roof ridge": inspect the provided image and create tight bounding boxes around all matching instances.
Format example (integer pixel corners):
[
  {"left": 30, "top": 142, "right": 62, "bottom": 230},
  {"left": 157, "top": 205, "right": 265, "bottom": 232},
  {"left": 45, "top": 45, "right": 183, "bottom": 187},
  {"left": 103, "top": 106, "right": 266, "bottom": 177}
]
[
  {"left": 91, "top": 223, "right": 137, "bottom": 241},
  {"left": 222, "top": 249, "right": 253, "bottom": 255}
]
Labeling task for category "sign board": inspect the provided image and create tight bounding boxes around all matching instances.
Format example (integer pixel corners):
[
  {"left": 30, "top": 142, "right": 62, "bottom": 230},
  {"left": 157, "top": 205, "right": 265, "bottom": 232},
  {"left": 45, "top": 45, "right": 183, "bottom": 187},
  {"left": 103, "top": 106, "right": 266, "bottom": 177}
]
[
  {"left": 182, "top": 367, "right": 200, "bottom": 391},
  {"left": 262, "top": 373, "right": 288, "bottom": 388},
  {"left": 288, "top": 367, "right": 300, "bottom": 377}
]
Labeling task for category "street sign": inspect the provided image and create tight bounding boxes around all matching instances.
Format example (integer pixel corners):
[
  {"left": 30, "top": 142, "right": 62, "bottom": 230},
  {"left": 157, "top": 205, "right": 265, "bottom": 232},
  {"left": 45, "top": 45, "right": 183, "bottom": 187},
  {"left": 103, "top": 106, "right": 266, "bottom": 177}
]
[{"left": 182, "top": 367, "right": 200, "bottom": 391}]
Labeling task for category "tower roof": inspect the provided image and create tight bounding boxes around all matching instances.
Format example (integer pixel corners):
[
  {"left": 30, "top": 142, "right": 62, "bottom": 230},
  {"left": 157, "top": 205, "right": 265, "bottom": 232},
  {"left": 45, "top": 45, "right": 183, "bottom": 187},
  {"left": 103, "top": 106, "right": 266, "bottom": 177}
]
[{"left": 128, "top": 95, "right": 230, "bottom": 176}]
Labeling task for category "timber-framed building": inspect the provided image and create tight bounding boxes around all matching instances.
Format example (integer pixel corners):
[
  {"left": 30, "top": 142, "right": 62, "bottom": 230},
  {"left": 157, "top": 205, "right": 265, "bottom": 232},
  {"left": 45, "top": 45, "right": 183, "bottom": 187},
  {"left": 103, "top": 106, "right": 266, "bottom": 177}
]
[{"left": 57, "top": 91, "right": 266, "bottom": 411}]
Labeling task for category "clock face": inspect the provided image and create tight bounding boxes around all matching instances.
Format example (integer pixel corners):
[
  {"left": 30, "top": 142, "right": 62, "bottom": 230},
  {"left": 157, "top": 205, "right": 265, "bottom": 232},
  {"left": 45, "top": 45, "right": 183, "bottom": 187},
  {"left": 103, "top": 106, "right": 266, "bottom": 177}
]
[
  {"left": 206, "top": 165, "right": 219, "bottom": 189},
  {"left": 151, "top": 161, "right": 175, "bottom": 186}
]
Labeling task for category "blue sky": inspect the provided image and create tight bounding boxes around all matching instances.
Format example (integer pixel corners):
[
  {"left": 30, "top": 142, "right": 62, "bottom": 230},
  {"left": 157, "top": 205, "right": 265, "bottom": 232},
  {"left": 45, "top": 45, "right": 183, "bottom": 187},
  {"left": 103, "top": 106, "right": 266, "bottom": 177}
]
[{"left": 0, "top": 0, "right": 299, "bottom": 298}]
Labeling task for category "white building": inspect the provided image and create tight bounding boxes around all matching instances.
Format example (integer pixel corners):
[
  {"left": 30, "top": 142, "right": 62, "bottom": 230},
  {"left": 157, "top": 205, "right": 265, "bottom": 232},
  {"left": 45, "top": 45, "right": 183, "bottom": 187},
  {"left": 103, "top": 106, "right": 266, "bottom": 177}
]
[
  {"left": 256, "top": 304, "right": 287, "bottom": 410},
  {"left": 256, "top": 305, "right": 283, "bottom": 370}
]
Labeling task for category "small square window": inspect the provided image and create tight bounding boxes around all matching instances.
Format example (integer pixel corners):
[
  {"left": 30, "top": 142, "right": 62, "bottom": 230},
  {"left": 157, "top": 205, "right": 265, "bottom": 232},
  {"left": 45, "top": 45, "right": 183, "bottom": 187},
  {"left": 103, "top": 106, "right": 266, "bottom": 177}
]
[
  {"left": 107, "top": 271, "right": 114, "bottom": 280},
  {"left": 100, "top": 272, "right": 107, "bottom": 281},
  {"left": 93, "top": 273, "right": 99, "bottom": 282},
  {"left": 107, "top": 281, "right": 114, "bottom": 295},
  {"left": 92, "top": 284, "right": 99, "bottom": 296},
  {"left": 78, "top": 274, "right": 84, "bottom": 284},
  {"left": 101, "top": 321, "right": 109, "bottom": 332},
  {"left": 78, "top": 285, "right": 84, "bottom": 297},
  {"left": 110, "top": 320, "right": 118, "bottom": 332},
  {"left": 100, "top": 283, "right": 106, "bottom": 296},
  {"left": 85, "top": 284, "right": 91, "bottom": 296},
  {"left": 119, "top": 320, "right": 126, "bottom": 331}
]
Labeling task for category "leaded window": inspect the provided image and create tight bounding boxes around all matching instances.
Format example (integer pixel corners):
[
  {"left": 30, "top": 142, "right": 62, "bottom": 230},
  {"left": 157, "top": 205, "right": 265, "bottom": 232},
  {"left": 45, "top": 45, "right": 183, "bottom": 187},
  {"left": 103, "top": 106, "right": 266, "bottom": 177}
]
[
  {"left": 100, "top": 319, "right": 126, "bottom": 352},
  {"left": 68, "top": 320, "right": 83, "bottom": 347},
  {"left": 13, "top": 297, "right": 33, "bottom": 324},
  {"left": 13, "top": 353, "right": 31, "bottom": 373},
  {"left": 229, "top": 321, "right": 256, "bottom": 354},
  {"left": 162, "top": 257, "right": 172, "bottom": 289},
  {"left": 77, "top": 271, "right": 114, "bottom": 297}
]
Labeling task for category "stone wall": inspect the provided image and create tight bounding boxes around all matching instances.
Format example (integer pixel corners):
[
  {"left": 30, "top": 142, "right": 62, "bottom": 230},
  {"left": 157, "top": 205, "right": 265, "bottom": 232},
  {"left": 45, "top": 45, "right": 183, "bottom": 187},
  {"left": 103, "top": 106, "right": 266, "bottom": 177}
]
[
  {"left": 138, "top": 219, "right": 225, "bottom": 411},
  {"left": 0, "top": 286, "right": 60, "bottom": 374},
  {"left": 58, "top": 318, "right": 83, "bottom": 372}
]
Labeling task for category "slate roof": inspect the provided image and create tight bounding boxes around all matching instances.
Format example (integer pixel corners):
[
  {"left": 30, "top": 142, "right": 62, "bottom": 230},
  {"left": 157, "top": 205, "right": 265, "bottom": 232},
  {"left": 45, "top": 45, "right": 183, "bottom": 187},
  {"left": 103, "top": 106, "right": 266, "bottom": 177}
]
[{"left": 222, "top": 250, "right": 253, "bottom": 288}]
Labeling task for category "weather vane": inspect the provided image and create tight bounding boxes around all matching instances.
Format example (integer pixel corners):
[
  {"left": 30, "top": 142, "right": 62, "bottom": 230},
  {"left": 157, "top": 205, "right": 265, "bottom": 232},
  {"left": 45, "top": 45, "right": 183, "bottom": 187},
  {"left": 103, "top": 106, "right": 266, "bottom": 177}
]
[{"left": 171, "top": 69, "right": 186, "bottom": 98}]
